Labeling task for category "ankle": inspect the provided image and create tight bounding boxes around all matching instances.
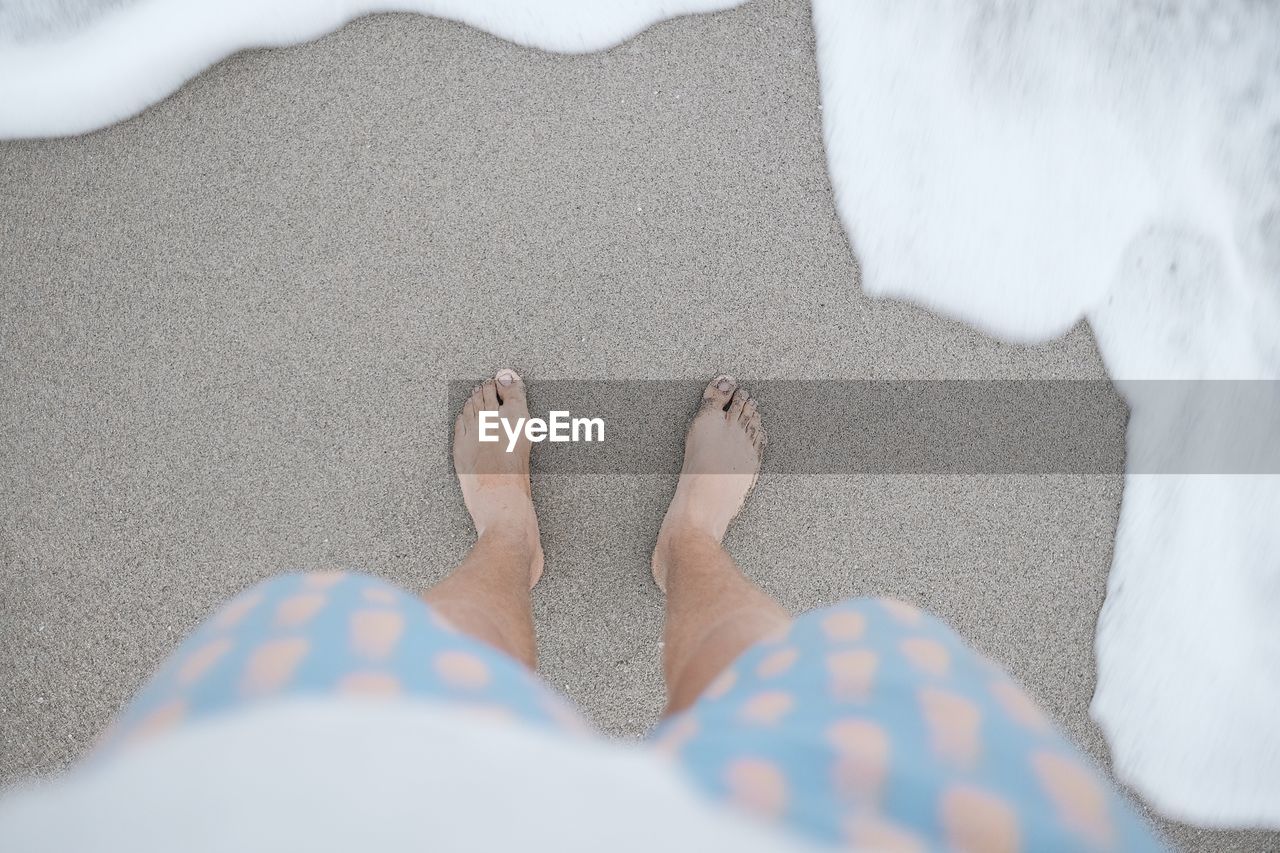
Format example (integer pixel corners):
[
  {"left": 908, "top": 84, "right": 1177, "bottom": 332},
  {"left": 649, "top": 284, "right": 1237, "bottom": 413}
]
[
  {"left": 657, "top": 516, "right": 721, "bottom": 551},
  {"left": 476, "top": 521, "right": 540, "bottom": 558},
  {"left": 653, "top": 523, "right": 720, "bottom": 581}
]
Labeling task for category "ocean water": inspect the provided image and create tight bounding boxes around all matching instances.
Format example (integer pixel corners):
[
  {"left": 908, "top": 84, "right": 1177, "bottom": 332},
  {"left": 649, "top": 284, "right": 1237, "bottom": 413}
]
[
  {"left": 813, "top": 0, "right": 1280, "bottom": 826},
  {"left": 3, "top": 0, "right": 1278, "bottom": 829},
  {"left": 0, "top": 0, "right": 743, "bottom": 137}
]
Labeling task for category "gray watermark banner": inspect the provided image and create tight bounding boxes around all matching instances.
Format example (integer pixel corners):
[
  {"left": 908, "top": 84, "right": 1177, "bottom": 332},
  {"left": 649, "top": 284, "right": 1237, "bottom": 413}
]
[{"left": 446, "top": 380, "right": 1280, "bottom": 474}]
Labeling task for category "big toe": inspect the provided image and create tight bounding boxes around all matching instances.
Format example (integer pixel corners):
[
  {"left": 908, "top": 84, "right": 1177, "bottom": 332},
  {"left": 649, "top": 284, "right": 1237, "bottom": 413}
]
[
  {"left": 702, "top": 374, "right": 737, "bottom": 411},
  {"left": 495, "top": 368, "right": 528, "bottom": 413}
]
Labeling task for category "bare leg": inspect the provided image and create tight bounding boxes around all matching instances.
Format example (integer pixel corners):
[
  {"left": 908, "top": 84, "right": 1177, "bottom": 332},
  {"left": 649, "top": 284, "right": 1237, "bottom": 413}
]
[
  {"left": 653, "top": 376, "right": 789, "bottom": 715},
  {"left": 424, "top": 369, "right": 543, "bottom": 669}
]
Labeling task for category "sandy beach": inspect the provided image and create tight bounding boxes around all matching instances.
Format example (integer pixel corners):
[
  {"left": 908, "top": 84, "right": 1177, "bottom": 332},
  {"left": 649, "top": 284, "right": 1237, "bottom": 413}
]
[{"left": 0, "top": 2, "right": 1274, "bottom": 849}]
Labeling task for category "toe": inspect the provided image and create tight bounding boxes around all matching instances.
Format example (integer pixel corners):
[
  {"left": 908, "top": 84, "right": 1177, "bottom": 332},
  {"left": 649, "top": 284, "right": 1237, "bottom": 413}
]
[
  {"left": 702, "top": 374, "right": 736, "bottom": 411},
  {"left": 728, "top": 387, "right": 750, "bottom": 420},
  {"left": 480, "top": 378, "right": 499, "bottom": 410},
  {"left": 459, "top": 386, "right": 482, "bottom": 434},
  {"left": 494, "top": 368, "right": 527, "bottom": 409},
  {"left": 740, "top": 397, "right": 759, "bottom": 427}
]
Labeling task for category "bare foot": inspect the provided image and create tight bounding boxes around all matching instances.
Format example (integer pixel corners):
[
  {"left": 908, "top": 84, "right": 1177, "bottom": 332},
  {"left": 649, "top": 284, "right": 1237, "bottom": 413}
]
[
  {"left": 652, "top": 375, "right": 764, "bottom": 591},
  {"left": 453, "top": 369, "right": 544, "bottom": 587}
]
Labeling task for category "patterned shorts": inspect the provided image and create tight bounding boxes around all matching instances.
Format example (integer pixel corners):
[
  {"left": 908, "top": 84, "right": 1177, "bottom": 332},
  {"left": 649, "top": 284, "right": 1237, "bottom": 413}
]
[{"left": 105, "top": 572, "right": 1165, "bottom": 851}]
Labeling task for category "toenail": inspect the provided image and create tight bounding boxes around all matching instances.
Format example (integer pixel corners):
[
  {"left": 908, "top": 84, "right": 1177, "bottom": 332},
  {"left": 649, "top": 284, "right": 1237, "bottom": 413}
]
[
  {"left": 497, "top": 370, "right": 514, "bottom": 387},
  {"left": 718, "top": 380, "right": 732, "bottom": 392}
]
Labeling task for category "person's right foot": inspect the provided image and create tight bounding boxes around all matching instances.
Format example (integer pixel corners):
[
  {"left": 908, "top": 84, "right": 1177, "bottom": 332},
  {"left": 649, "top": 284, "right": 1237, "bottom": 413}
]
[
  {"left": 453, "top": 369, "right": 544, "bottom": 586},
  {"left": 652, "top": 375, "right": 764, "bottom": 591}
]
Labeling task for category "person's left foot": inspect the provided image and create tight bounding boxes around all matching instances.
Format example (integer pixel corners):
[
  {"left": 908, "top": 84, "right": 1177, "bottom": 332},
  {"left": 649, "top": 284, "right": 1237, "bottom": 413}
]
[{"left": 452, "top": 369, "right": 544, "bottom": 587}]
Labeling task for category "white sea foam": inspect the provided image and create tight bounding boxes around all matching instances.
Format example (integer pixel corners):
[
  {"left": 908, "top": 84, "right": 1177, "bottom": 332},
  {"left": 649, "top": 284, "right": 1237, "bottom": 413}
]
[
  {"left": 2, "top": 0, "right": 1278, "bottom": 831},
  {"left": 0, "top": 0, "right": 743, "bottom": 139},
  {"left": 814, "top": 0, "right": 1280, "bottom": 827}
]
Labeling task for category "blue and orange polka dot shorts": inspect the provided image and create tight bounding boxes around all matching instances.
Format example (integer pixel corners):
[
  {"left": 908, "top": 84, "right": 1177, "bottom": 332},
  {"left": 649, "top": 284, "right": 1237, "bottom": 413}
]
[{"left": 104, "top": 571, "right": 1166, "bottom": 851}]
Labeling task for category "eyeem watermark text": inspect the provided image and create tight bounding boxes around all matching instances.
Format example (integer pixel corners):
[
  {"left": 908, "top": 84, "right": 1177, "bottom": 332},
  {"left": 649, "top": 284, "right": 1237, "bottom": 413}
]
[{"left": 479, "top": 411, "right": 605, "bottom": 452}]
